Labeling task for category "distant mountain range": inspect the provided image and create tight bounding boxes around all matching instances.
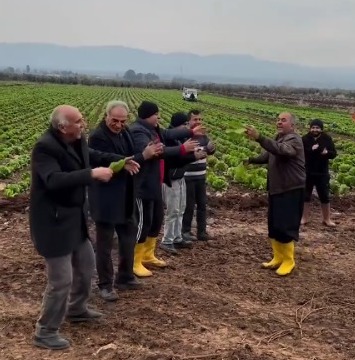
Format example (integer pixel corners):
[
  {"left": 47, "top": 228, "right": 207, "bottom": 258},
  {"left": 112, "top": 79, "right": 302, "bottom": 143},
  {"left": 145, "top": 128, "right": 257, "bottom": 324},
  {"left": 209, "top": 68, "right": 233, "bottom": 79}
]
[{"left": 1, "top": 42, "right": 355, "bottom": 89}]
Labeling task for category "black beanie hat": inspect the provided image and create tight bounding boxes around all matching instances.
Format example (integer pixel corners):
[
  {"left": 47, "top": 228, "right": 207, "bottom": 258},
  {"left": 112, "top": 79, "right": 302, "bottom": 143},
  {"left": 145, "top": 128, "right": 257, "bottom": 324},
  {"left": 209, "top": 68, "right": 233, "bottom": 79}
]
[
  {"left": 170, "top": 112, "right": 188, "bottom": 128},
  {"left": 138, "top": 101, "right": 159, "bottom": 119},
  {"left": 309, "top": 119, "right": 324, "bottom": 130}
]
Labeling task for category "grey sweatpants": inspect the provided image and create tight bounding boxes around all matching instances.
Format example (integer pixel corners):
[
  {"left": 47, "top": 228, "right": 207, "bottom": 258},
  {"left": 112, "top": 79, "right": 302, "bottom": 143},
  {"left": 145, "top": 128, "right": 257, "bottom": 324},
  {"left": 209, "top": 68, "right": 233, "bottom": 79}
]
[
  {"left": 162, "top": 178, "right": 186, "bottom": 245},
  {"left": 35, "top": 239, "right": 95, "bottom": 338}
]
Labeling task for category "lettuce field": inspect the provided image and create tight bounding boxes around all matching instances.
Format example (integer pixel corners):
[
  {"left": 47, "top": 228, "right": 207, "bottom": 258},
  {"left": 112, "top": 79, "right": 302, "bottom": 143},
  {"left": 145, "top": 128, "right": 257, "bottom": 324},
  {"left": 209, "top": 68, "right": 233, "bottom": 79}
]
[
  {"left": 1, "top": 82, "right": 355, "bottom": 198},
  {"left": 1, "top": 82, "right": 355, "bottom": 360}
]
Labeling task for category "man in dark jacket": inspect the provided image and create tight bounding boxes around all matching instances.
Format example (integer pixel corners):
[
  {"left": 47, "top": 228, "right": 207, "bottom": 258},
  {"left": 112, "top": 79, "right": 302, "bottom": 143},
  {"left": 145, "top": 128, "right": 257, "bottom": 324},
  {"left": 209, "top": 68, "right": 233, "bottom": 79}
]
[
  {"left": 161, "top": 112, "right": 207, "bottom": 254},
  {"left": 182, "top": 110, "right": 216, "bottom": 241},
  {"left": 30, "top": 105, "right": 138, "bottom": 350},
  {"left": 129, "top": 101, "right": 205, "bottom": 277},
  {"left": 246, "top": 112, "right": 305, "bottom": 276},
  {"left": 88, "top": 100, "right": 161, "bottom": 301},
  {"left": 301, "top": 119, "right": 337, "bottom": 227}
]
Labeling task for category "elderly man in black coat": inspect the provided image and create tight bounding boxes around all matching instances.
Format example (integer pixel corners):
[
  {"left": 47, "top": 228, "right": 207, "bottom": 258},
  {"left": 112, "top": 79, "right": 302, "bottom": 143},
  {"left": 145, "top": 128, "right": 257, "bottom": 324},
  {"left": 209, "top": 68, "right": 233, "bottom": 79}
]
[
  {"left": 29, "top": 105, "right": 139, "bottom": 350},
  {"left": 88, "top": 100, "right": 161, "bottom": 301}
]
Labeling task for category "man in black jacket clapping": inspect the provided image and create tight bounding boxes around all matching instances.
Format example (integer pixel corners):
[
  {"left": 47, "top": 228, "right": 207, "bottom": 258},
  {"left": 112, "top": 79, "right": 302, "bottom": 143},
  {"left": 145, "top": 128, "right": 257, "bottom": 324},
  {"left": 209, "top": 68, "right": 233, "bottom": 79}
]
[
  {"left": 129, "top": 101, "right": 205, "bottom": 277},
  {"left": 301, "top": 119, "right": 337, "bottom": 227}
]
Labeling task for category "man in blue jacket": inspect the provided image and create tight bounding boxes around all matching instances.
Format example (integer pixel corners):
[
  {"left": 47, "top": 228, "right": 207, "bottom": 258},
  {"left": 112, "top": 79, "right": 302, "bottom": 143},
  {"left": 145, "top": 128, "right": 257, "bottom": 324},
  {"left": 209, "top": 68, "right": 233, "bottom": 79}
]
[{"left": 129, "top": 101, "right": 205, "bottom": 277}]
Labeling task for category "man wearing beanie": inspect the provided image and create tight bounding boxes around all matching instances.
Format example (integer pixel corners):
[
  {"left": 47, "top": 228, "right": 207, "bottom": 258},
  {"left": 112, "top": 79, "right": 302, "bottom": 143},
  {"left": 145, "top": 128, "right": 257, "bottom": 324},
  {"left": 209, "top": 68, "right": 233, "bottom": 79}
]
[
  {"left": 301, "top": 119, "right": 337, "bottom": 227},
  {"left": 161, "top": 112, "right": 207, "bottom": 254},
  {"left": 129, "top": 101, "right": 205, "bottom": 277}
]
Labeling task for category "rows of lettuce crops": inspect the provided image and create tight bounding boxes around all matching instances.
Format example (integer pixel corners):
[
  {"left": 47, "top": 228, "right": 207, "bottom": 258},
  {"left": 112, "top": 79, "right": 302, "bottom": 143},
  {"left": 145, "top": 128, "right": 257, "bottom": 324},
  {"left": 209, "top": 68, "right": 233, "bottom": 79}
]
[{"left": 0, "top": 83, "right": 354, "bottom": 197}]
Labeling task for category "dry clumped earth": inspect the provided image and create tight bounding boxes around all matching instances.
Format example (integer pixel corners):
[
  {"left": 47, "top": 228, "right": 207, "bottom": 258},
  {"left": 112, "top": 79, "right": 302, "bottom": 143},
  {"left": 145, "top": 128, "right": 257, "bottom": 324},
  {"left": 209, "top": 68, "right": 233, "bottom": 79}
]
[{"left": 0, "top": 187, "right": 355, "bottom": 360}]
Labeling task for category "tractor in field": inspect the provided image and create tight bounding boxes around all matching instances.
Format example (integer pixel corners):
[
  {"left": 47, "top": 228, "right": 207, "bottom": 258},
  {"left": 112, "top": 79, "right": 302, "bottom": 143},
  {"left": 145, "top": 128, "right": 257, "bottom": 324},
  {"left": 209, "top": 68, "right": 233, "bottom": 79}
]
[{"left": 182, "top": 87, "right": 198, "bottom": 101}]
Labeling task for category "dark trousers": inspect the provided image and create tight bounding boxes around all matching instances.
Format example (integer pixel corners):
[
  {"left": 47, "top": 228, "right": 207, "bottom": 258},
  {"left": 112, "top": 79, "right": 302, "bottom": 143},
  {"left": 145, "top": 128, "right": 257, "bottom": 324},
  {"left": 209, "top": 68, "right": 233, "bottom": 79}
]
[
  {"left": 304, "top": 174, "right": 330, "bottom": 204},
  {"left": 95, "top": 221, "right": 136, "bottom": 290},
  {"left": 268, "top": 189, "right": 304, "bottom": 244},
  {"left": 136, "top": 197, "right": 164, "bottom": 243},
  {"left": 182, "top": 178, "right": 207, "bottom": 235}
]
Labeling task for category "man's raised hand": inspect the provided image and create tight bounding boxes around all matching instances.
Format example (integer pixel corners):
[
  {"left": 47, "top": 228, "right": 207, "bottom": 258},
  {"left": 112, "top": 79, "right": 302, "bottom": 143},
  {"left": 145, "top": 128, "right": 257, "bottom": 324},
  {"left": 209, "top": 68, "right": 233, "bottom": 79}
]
[{"left": 183, "top": 138, "right": 200, "bottom": 152}]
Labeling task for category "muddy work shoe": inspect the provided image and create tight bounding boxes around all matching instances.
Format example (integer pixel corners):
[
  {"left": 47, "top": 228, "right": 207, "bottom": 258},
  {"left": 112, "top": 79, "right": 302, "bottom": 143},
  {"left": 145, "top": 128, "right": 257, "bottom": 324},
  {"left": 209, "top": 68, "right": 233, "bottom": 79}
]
[
  {"left": 174, "top": 238, "right": 193, "bottom": 249},
  {"left": 67, "top": 309, "right": 103, "bottom": 323},
  {"left": 159, "top": 243, "right": 178, "bottom": 255},
  {"left": 34, "top": 334, "right": 70, "bottom": 350},
  {"left": 182, "top": 232, "right": 196, "bottom": 242},
  {"left": 197, "top": 232, "right": 211, "bottom": 241},
  {"left": 99, "top": 288, "right": 118, "bottom": 302},
  {"left": 114, "top": 278, "right": 143, "bottom": 291}
]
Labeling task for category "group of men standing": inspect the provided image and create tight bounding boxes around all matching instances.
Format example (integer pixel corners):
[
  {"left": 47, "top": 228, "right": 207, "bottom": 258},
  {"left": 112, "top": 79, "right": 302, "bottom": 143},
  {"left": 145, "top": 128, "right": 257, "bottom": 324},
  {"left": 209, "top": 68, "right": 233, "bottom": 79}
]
[
  {"left": 28, "top": 101, "right": 336, "bottom": 350},
  {"left": 29, "top": 100, "right": 214, "bottom": 349}
]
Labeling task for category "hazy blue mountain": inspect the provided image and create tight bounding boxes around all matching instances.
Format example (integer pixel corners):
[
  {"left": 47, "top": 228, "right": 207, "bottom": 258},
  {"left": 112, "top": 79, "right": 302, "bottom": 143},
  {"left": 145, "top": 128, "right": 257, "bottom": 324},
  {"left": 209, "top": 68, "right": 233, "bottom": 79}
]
[{"left": 1, "top": 42, "right": 355, "bottom": 89}]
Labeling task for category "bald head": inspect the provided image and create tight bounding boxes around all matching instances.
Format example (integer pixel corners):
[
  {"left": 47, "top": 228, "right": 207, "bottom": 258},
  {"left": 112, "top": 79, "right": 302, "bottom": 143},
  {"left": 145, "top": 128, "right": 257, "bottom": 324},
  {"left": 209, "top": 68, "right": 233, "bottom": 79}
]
[
  {"left": 279, "top": 112, "right": 297, "bottom": 125},
  {"left": 50, "top": 105, "right": 86, "bottom": 142},
  {"left": 276, "top": 112, "right": 297, "bottom": 135},
  {"left": 50, "top": 105, "right": 80, "bottom": 129}
]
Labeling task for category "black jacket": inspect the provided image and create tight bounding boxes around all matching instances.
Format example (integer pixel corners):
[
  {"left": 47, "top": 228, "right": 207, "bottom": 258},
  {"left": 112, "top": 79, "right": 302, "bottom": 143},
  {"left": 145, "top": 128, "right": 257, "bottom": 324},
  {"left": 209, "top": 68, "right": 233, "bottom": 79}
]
[
  {"left": 164, "top": 136, "right": 196, "bottom": 182},
  {"left": 302, "top": 132, "right": 337, "bottom": 175},
  {"left": 129, "top": 118, "right": 194, "bottom": 200},
  {"left": 88, "top": 121, "right": 141, "bottom": 225},
  {"left": 29, "top": 127, "right": 123, "bottom": 258}
]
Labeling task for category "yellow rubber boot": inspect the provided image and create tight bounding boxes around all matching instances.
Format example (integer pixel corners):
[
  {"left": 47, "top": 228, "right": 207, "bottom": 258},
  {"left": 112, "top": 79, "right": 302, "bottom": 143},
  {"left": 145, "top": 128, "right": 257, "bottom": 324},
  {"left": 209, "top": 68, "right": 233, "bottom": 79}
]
[
  {"left": 133, "top": 243, "right": 153, "bottom": 277},
  {"left": 276, "top": 241, "right": 295, "bottom": 276},
  {"left": 262, "top": 239, "right": 283, "bottom": 269},
  {"left": 142, "top": 237, "right": 167, "bottom": 268}
]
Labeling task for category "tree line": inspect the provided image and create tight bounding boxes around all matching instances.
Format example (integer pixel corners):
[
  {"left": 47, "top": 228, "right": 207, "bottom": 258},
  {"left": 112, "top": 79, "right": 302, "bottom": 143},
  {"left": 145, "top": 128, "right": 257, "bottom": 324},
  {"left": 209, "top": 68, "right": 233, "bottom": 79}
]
[{"left": 1, "top": 70, "right": 354, "bottom": 110}]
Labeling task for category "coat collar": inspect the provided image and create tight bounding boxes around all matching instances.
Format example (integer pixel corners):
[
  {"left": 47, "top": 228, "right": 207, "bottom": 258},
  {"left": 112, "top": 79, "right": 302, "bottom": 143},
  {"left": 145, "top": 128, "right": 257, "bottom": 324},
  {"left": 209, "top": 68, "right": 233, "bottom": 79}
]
[
  {"left": 98, "top": 120, "right": 134, "bottom": 154},
  {"left": 136, "top": 117, "right": 160, "bottom": 132},
  {"left": 48, "top": 126, "right": 85, "bottom": 165},
  {"left": 135, "top": 118, "right": 163, "bottom": 142}
]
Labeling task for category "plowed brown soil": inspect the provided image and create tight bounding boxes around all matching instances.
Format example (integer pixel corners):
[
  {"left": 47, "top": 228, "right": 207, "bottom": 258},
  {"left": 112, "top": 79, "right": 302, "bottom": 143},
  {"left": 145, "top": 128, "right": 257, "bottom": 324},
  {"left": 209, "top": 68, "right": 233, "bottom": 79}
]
[{"left": 0, "top": 188, "right": 354, "bottom": 360}]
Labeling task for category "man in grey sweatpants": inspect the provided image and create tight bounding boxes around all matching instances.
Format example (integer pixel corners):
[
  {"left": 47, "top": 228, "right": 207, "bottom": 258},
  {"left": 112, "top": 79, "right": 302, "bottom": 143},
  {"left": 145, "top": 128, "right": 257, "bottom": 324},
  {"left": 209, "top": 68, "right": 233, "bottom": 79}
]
[
  {"left": 29, "top": 105, "right": 138, "bottom": 349},
  {"left": 161, "top": 112, "right": 207, "bottom": 254}
]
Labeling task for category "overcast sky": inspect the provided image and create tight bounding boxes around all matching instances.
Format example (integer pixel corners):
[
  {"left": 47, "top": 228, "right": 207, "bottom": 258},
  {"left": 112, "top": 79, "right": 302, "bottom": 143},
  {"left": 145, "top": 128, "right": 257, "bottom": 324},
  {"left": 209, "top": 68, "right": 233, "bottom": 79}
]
[{"left": 0, "top": 0, "right": 354, "bottom": 67}]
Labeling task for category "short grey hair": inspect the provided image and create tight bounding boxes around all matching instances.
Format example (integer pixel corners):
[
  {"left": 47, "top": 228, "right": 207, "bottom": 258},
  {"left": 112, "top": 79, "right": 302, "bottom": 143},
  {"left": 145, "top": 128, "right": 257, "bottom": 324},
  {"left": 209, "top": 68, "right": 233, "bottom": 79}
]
[
  {"left": 289, "top": 113, "right": 298, "bottom": 125},
  {"left": 106, "top": 100, "right": 129, "bottom": 115},
  {"left": 50, "top": 106, "right": 69, "bottom": 129},
  {"left": 280, "top": 112, "right": 298, "bottom": 126}
]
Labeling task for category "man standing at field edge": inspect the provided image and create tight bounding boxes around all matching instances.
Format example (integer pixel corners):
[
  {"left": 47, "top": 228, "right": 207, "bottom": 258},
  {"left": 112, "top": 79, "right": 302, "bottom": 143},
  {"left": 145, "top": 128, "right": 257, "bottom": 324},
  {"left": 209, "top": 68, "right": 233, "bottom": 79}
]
[
  {"left": 301, "top": 119, "right": 337, "bottom": 227},
  {"left": 245, "top": 112, "right": 305, "bottom": 276},
  {"left": 29, "top": 105, "right": 139, "bottom": 349}
]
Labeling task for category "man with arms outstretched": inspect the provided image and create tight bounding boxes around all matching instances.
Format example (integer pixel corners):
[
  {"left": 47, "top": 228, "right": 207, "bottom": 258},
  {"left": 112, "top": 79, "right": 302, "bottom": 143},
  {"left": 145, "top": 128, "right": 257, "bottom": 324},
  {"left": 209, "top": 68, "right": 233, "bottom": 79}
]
[{"left": 246, "top": 112, "right": 305, "bottom": 276}]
